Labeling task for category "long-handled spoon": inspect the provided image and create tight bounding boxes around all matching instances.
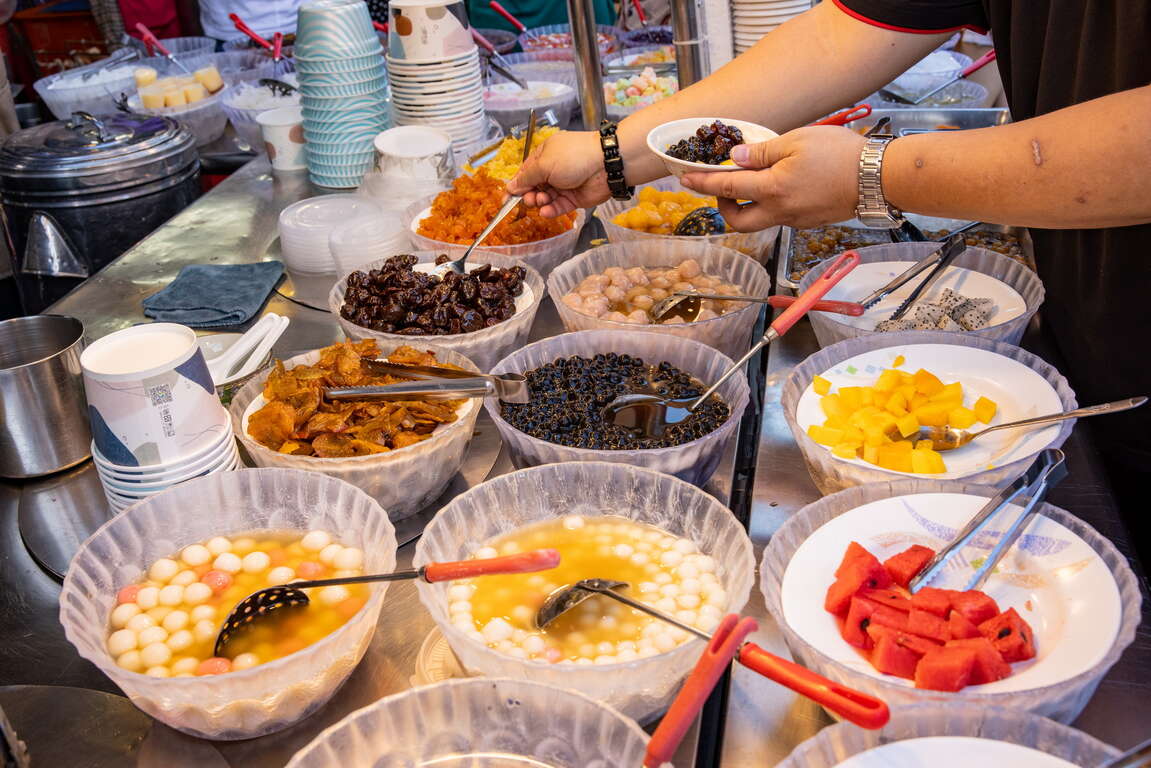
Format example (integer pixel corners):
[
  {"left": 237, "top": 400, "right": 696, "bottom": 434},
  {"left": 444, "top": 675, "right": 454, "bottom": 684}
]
[
  {"left": 650, "top": 290, "right": 864, "bottom": 324},
  {"left": 602, "top": 250, "right": 860, "bottom": 438},
  {"left": 473, "top": 29, "right": 529, "bottom": 90},
  {"left": 134, "top": 23, "right": 191, "bottom": 74},
  {"left": 879, "top": 50, "right": 997, "bottom": 105},
  {"left": 537, "top": 578, "right": 890, "bottom": 730},
  {"left": 897, "top": 396, "right": 1146, "bottom": 452},
  {"left": 216, "top": 549, "right": 560, "bottom": 656}
]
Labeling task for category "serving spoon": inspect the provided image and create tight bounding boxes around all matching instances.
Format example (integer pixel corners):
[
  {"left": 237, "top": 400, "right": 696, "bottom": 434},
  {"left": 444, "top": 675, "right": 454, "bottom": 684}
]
[
  {"left": 650, "top": 290, "right": 864, "bottom": 324},
  {"left": 602, "top": 250, "right": 860, "bottom": 438},
  {"left": 537, "top": 578, "right": 889, "bottom": 729},
  {"left": 215, "top": 549, "right": 559, "bottom": 656},
  {"left": 895, "top": 396, "right": 1146, "bottom": 451}
]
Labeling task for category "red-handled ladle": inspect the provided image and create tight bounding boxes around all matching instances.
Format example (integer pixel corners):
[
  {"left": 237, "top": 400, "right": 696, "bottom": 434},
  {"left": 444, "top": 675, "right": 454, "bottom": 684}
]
[
  {"left": 881, "top": 50, "right": 997, "bottom": 106},
  {"left": 489, "top": 0, "right": 527, "bottom": 33},
  {"left": 215, "top": 548, "right": 561, "bottom": 656},
  {"left": 602, "top": 250, "right": 861, "bottom": 438},
  {"left": 813, "top": 103, "right": 872, "bottom": 127},
  {"left": 229, "top": 13, "right": 274, "bottom": 51},
  {"left": 135, "top": 23, "right": 192, "bottom": 74},
  {"left": 630, "top": 0, "right": 649, "bottom": 28},
  {"left": 372, "top": 20, "right": 388, "bottom": 34}
]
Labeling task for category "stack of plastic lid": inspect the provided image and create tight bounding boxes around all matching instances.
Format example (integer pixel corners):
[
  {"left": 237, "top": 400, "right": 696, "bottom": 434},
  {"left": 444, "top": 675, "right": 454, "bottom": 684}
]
[
  {"left": 385, "top": 0, "right": 487, "bottom": 148},
  {"left": 329, "top": 211, "right": 409, "bottom": 274},
  {"left": 295, "top": 0, "right": 391, "bottom": 188},
  {"left": 279, "top": 194, "right": 384, "bottom": 273}
]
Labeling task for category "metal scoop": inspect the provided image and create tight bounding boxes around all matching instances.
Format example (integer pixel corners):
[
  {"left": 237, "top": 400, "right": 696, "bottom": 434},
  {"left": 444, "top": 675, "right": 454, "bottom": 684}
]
[
  {"left": 215, "top": 549, "right": 560, "bottom": 656},
  {"left": 536, "top": 578, "right": 890, "bottom": 730},
  {"left": 602, "top": 250, "right": 861, "bottom": 438},
  {"left": 650, "top": 291, "right": 865, "bottom": 324},
  {"left": 895, "top": 396, "right": 1146, "bottom": 451}
]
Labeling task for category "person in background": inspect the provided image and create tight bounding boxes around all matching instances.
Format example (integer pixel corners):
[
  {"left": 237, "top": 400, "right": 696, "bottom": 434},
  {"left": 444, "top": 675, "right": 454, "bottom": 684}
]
[
  {"left": 198, "top": 0, "right": 305, "bottom": 43},
  {"left": 117, "top": 0, "right": 182, "bottom": 39},
  {"left": 465, "top": 0, "right": 615, "bottom": 35}
]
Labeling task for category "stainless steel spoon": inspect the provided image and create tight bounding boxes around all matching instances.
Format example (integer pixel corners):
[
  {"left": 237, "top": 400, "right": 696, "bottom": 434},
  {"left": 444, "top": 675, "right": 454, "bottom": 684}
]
[{"left": 649, "top": 291, "right": 865, "bottom": 324}]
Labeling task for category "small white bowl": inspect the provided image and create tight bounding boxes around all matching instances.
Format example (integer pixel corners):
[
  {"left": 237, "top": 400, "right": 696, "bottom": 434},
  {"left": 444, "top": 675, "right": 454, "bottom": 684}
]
[{"left": 646, "top": 117, "right": 778, "bottom": 178}]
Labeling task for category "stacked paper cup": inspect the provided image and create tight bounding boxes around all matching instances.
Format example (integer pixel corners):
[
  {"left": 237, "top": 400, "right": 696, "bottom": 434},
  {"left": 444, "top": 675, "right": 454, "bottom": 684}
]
[
  {"left": 731, "top": 0, "right": 812, "bottom": 54},
  {"left": 80, "top": 324, "right": 240, "bottom": 512},
  {"left": 295, "top": 0, "right": 392, "bottom": 188},
  {"left": 385, "top": 0, "right": 488, "bottom": 150}
]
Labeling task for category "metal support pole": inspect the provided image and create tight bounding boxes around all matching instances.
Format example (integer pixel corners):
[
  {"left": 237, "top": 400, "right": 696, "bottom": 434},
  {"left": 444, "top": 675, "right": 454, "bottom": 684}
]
[
  {"left": 566, "top": 0, "right": 606, "bottom": 128},
  {"left": 669, "top": 0, "right": 707, "bottom": 89}
]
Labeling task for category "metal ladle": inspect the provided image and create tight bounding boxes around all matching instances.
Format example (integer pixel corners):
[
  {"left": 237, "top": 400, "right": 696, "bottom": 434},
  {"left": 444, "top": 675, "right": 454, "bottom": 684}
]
[
  {"left": 215, "top": 548, "right": 560, "bottom": 656},
  {"left": 602, "top": 250, "right": 861, "bottom": 438},
  {"left": 650, "top": 291, "right": 865, "bottom": 324}
]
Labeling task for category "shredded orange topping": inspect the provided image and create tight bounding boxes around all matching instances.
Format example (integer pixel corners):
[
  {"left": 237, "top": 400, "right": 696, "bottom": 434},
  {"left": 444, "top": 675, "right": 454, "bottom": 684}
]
[{"left": 417, "top": 170, "right": 577, "bottom": 246}]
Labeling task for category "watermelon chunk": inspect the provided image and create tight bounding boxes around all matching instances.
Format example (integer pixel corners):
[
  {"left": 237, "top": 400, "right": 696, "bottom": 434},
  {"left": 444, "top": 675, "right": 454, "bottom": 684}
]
[
  {"left": 907, "top": 609, "right": 951, "bottom": 643},
  {"left": 835, "top": 541, "right": 873, "bottom": 578},
  {"left": 866, "top": 622, "right": 941, "bottom": 657},
  {"left": 909, "top": 586, "right": 952, "bottom": 618},
  {"left": 883, "top": 544, "right": 935, "bottom": 588},
  {"left": 978, "top": 607, "right": 1036, "bottom": 663},
  {"left": 859, "top": 588, "right": 912, "bottom": 612},
  {"left": 914, "top": 645, "right": 976, "bottom": 691},
  {"left": 946, "top": 637, "right": 1011, "bottom": 685},
  {"left": 949, "top": 590, "right": 1000, "bottom": 626},
  {"left": 864, "top": 598, "right": 911, "bottom": 632},
  {"left": 871, "top": 634, "right": 919, "bottom": 679},
  {"left": 948, "top": 609, "right": 981, "bottom": 640},
  {"left": 824, "top": 551, "right": 892, "bottom": 616},
  {"left": 842, "top": 597, "right": 877, "bottom": 649}
]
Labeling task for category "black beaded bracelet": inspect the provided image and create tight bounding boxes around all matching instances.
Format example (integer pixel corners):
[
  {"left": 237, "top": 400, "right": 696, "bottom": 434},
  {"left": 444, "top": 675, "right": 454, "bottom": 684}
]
[{"left": 599, "top": 121, "right": 634, "bottom": 201}]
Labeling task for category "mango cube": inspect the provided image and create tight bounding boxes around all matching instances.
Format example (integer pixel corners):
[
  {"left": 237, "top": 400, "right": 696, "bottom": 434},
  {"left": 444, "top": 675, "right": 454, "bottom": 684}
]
[
  {"left": 949, "top": 406, "right": 978, "bottom": 430},
  {"left": 914, "top": 403, "right": 951, "bottom": 427},
  {"left": 812, "top": 375, "right": 832, "bottom": 395},
  {"left": 862, "top": 445, "right": 880, "bottom": 465},
  {"left": 832, "top": 443, "right": 859, "bottom": 459},
  {"left": 911, "top": 449, "right": 947, "bottom": 474},
  {"left": 974, "top": 396, "right": 998, "bottom": 424},
  {"left": 839, "top": 386, "right": 866, "bottom": 411},
  {"left": 913, "top": 369, "right": 944, "bottom": 396},
  {"left": 909, "top": 393, "right": 929, "bottom": 410},
  {"left": 808, "top": 424, "right": 845, "bottom": 446},
  {"left": 930, "top": 381, "right": 963, "bottom": 403},
  {"left": 877, "top": 444, "right": 914, "bottom": 472},
  {"left": 895, "top": 412, "right": 920, "bottom": 438},
  {"left": 886, "top": 390, "right": 908, "bottom": 416},
  {"left": 874, "top": 369, "right": 902, "bottom": 392},
  {"left": 820, "top": 394, "right": 847, "bottom": 421}
]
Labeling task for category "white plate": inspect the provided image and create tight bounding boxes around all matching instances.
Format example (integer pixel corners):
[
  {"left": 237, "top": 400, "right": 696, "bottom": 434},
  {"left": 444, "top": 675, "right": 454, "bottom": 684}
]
[
  {"left": 781, "top": 492, "right": 1122, "bottom": 695},
  {"left": 794, "top": 343, "right": 1062, "bottom": 479},
  {"left": 835, "top": 736, "right": 1078, "bottom": 768},
  {"left": 823, "top": 262, "right": 1026, "bottom": 331}
]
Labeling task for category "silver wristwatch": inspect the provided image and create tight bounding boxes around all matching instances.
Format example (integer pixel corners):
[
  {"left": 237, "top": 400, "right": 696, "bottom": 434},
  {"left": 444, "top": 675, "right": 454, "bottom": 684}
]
[{"left": 855, "top": 133, "right": 904, "bottom": 228}]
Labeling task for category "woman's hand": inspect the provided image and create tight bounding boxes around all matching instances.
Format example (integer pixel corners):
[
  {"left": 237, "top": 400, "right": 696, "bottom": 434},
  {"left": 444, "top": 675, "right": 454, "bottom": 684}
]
[
  {"left": 679, "top": 126, "right": 866, "bottom": 231},
  {"left": 507, "top": 130, "right": 610, "bottom": 217}
]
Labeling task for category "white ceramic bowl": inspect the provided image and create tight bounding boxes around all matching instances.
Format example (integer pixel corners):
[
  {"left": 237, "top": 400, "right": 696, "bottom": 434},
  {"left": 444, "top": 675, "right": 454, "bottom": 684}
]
[
  {"left": 547, "top": 240, "right": 771, "bottom": 359},
  {"left": 782, "top": 332, "right": 1077, "bottom": 493},
  {"left": 646, "top": 117, "right": 778, "bottom": 178},
  {"left": 59, "top": 468, "right": 397, "bottom": 739},
  {"left": 776, "top": 703, "right": 1120, "bottom": 767},
  {"left": 229, "top": 342, "right": 482, "bottom": 521},
  {"left": 485, "top": 330, "right": 751, "bottom": 487},
  {"left": 761, "top": 480, "right": 1140, "bottom": 722},
  {"left": 800, "top": 243, "right": 1045, "bottom": 347},
  {"left": 414, "top": 462, "right": 755, "bottom": 722}
]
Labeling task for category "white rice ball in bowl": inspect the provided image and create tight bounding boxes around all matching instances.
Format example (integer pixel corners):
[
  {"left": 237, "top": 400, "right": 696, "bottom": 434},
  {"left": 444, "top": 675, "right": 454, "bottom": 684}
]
[
  {"left": 58, "top": 468, "right": 397, "bottom": 740},
  {"left": 414, "top": 461, "right": 755, "bottom": 723}
]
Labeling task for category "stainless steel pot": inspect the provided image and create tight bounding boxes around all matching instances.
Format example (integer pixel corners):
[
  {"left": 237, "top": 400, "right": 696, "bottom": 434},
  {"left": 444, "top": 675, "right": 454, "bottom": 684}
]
[{"left": 0, "top": 315, "right": 90, "bottom": 478}]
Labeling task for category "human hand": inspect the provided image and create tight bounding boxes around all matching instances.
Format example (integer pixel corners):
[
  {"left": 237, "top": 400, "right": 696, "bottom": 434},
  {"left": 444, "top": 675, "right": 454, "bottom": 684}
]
[
  {"left": 507, "top": 130, "right": 609, "bottom": 217},
  {"left": 679, "top": 126, "right": 866, "bottom": 231}
]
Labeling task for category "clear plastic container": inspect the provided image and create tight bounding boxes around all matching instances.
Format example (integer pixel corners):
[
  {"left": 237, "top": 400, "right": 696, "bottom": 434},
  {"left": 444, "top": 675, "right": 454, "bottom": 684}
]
[
  {"left": 780, "top": 331, "right": 1077, "bottom": 494},
  {"left": 406, "top": 195, "right": 586, "bottom": 277},
  {"left": 495, "top": 51, "right": 579, "bottom": 90},
  {"left": 777, "top": 703, "right": 1120, "bottom": 767},
  {"left": 620, "top": 25, "right": 675, "bottom": 48},
  {"left": 546, "top": 240, "right": 771, "bottom": 359},
  {"left": 34, "top": 65, "right": 138, "bottom": 120},
  {"left": 483, "top": 80, "right": 576, "bottom": 133},
  {"left": 872, "top": 79, "right": 988, "bottom": 109},
  {"left": 286, "top": 678, "right": 650, "bottom": 767},
  {"left": 484, "top": 330, "right": 751, "bottom": 486},
  {"left": 413, "top": 462, "right": 755, "bottom": 722},
  {"left": 58, "top": 468, "right": 397, "bottom": 740},
  {"left": 760, "top": 480, "right": 1142, "bottom": 724},
  {"left": 597, "top": 178, "right": 780, "bottom": 263},
  {"left": 128, "top": 88, "right": 229, "bottom": 148},
  {"left": 326, "top": 251, "right": 545, "bottom": 372},
  {"left": 883, "top": 50, "right": 972, "bottom": 100},
  {"left": 327, "top": 211, "right": 409, "bottom": 273},
  {"left": 517, "top": 23, "right": 621, "bottom": 56},
  {"left": 221, "top": 79, "right": 301, "bottom": 148},
  {"left": 799, "top": 243, "right": 1045, "bottom": 348},
  {"left": 228, "top": 342, "right": 483, "bottom": 521}
]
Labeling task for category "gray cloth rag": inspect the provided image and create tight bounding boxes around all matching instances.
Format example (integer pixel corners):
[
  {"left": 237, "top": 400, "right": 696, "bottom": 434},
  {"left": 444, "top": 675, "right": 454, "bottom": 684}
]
[{"left": 143, "top": 262, "right": 284, "bottom": 328}]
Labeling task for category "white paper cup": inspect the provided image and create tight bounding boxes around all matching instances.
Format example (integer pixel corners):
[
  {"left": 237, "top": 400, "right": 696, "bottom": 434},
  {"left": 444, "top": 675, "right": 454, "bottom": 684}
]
[
  {"left": 80, "top": 324, "right": 229, "bottom": 467},
  {"left": 257, "top": 106, "right": 307, "bottom": 171},
  {"left": 387, "top": 0, "right": 474, "bottom": 62}
]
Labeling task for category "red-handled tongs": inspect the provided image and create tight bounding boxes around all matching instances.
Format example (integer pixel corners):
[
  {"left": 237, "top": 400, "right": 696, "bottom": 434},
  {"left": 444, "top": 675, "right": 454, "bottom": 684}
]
[
  {"left": 813, "top": 103, "right": 872, "bottom": 127},
  {"left": 229, "top": 13, "right": 274, "bottom": 52},
  {"left": 489, "top": 0, "right": 527, "bottom": 32},
  {"left": 135, "top": 23, "right": 191, "bottom": 74},
  {"left": 630, "top": 0, "right": 650, "bottom": 27}
]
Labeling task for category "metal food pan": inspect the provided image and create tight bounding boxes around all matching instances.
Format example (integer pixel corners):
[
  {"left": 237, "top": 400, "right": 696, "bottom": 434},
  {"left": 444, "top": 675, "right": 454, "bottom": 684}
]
[{"left": 853, "top": 107, "right": 1011, "bottom": 135}]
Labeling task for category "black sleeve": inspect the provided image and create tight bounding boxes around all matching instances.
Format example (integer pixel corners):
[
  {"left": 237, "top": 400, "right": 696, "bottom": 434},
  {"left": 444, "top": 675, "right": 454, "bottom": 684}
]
[{"left": 833, "top": 0, "right": 989, "bottom": 34}]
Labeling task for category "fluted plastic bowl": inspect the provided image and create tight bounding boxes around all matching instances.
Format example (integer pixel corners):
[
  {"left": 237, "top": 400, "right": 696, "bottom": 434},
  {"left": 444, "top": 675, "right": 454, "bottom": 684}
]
[
  {"left": 128, "top": 88, "right": 229, "bottom": 147},
  {"left": 777, "top": 703, "right": 1120, "bottom": 767},
  {"left": 518, "top": 23, "right": 621, "bottom": 56},
  {"left": 547, "top": 240, "right": 771, "bottom": 358},
  {"left": 760, "top": 480, "right": 1141, "bottom": 724},
  {"left": 597, "top": 178, "right": 780, "bottom": 263},
  {"left": 326, "top": 251, "right": 545, "bottom": 372},
  {"left": 414, "top": 462, "right": 755, "bottom": 722},
  {"left": 229, "top": 342, "right": 482, "bottom": 520},
  {"left": 59, "top": 468, "right": 397, "bottom": 740},
  {"left": 485, "top": 330, "right": 750, "bottom": 486}
]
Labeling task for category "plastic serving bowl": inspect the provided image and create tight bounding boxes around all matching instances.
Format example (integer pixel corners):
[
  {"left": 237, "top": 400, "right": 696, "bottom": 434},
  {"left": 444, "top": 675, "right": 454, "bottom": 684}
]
[
  {"left": 59, "top": 468, "right": 397, "bottom": 740},
  {"left": 760, "top": 480, "right": 1141, "bottom": 724},
  {"left": 646, "top": 117, "right": 778, "bottom": 178},
  {"left": 777, "top": 703, "right": 1120, "bottom": 767},
  {"left": 228, "top": 341, "right": 482, "bottom": 521},
  {"left": 414, "top": 462, "right": 755, "bottom": 723},
  {"left": 34, "top": 66, "right": 138, "bottom": 120},
  {"left": 406, "top": 195, "right": 585, "bottom": 278},
  {"left": 286, "top": 677, "right": 649, "bottom": 767},
  {"left": 547, "top": 240, "right": 771, "bottom": 359},
  {"left": 128, "top": 88, "right": 229, "bottom": 148},
  {"left": 872, "top": 79, "right": 989, "bottom": 109},
  {"left": 483, "top": 80, "right": 576, "bottom": 133},
  {"left": 597, "top": 177, "right": 781, "bottom": 263},
  {"left": 799, "top": 243, "right": 1045, "bottom": 347},
  {"left": 517, "top": 23, "right": 621, "bottom": 56},
  {"left": 495, "top": 51, "right": 579, "bottom": 90},
  {"left": 485, "top": 330, "right": 751, "bottom": 486},
  {"left": 781, "top": 331, "right": 1077, "bottom": 493},
  {"left": 326, "top": 251, "right": 545, "bottom": 372}
]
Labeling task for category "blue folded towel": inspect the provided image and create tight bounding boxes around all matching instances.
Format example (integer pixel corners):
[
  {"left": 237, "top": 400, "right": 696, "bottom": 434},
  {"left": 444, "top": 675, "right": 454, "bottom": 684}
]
[{"left": 143, "top": 262, "right": 285, "bottom": 328}]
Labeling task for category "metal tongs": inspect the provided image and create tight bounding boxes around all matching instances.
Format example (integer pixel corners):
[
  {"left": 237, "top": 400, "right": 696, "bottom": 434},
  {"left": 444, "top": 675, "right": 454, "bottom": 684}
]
[
  {"left": 80, "top": 47, "right": 140, "bottom": 81},
  {"left": 473, "top": 28, "right": 528, "bottom": 90},
  {"left": 909, "top": 449, "right": 1068, "bottom": 594},
  {"left": 855, "top": 231, "right": 968, "bottom": 315},
  {"left": 323, "top": 360, "right": 529, "bottom": 403}
]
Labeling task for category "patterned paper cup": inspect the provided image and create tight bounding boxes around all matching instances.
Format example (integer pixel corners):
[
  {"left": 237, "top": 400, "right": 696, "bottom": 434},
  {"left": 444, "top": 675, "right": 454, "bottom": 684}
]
[
  {"left": 257, "top": 106, "right": 307, "bottom": 171},
  {"left": 387, "top": 0, "right": 474, "bottom": 62}
]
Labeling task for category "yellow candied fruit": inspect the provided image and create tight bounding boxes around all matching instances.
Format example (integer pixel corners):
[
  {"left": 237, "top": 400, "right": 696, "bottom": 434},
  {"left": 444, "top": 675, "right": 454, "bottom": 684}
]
[
  {"left": 949, "top": 406, "right": 978, "bottom": 430},
  {"left": 612, "top": 187, "right": 723, "bottom": 235},
  {"left": 974, "top": 396, "right": 998, "bottom": 424},
  {"left": 812, "top": 375, "right": 832, "bottom": 395},
  {"left": 464, "top": 126, "right": 559, "bottom": 181}
]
